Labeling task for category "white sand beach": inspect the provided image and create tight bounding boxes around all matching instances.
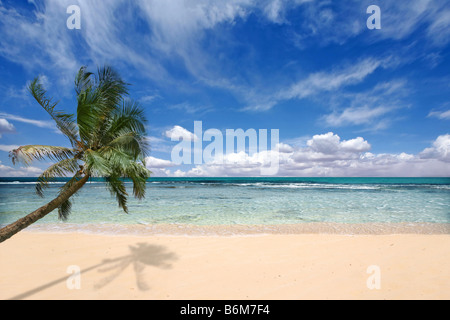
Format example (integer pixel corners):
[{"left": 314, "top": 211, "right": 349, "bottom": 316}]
[{"left": 1, "top": 230, "right": 449, "bottom": 300}]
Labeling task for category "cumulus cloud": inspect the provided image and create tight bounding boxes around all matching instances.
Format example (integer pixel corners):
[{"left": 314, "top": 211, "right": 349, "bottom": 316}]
[
  {"left": 0, "top": 161, "right": 43, "bottom": 177},
  {"left": 276, "top": 143, "right": 294, "bottom": 153},
  {"left": 0, "top": 118, "right": 15, "bottom": 138},
  {"left": 149, "top": 133, "right": 450, "bottom": 177},
  {"left": 419, "top": 134, "right": 450, "bottom": 162},
  {"left": 306, "top": 132, "right": 371, "bottom": 155},
  {"left": 145, "top": 156, "right": 177, "bottom": 169},
  {"left": 165, "top": 125, "right": 199, "bottom": 142}
]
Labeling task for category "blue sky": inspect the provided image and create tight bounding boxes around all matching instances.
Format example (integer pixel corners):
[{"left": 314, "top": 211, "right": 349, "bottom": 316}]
[{"left": 0, "top": 0, "right": 449, "bottom": 177}]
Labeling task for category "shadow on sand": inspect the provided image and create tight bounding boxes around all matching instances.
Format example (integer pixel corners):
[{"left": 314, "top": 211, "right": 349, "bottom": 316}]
[{"left": 8, "top": 243, "right": 177, "bottom": 300}]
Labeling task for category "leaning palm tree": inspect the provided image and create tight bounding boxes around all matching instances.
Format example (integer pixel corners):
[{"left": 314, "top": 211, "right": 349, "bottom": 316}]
[{"left": 0, "top": 66, "right": 151, "bottom": 243}]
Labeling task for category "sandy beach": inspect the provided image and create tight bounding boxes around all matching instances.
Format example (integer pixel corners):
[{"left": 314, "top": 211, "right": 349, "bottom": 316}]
[{"left": 1, "top": 229, "right": 449, "bottom": 300}]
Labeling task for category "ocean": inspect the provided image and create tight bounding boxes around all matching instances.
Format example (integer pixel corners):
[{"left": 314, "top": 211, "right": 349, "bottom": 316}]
[{"left": 0, "top": 177, "right": 449, "bottom": 234}]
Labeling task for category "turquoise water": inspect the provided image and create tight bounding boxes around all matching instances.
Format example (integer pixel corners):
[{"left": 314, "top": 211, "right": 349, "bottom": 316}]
[{"left": 0, "top": 177, "right": 449, "bottom": 230}]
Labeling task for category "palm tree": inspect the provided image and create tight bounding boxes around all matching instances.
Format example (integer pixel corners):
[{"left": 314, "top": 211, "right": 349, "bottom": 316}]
[{"left": 0, "top": 66, "right": 151, "bottom": 243}]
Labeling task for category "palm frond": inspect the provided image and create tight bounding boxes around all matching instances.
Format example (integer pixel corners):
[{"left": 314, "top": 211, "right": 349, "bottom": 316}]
[
  {"left": 124, "top": 162, "right": 150, "bottom": 200},
  {"left": 57, "top": 172, "right": 83, "bottom": 198},
  {"left": 10, "top": 145, "right": 75, "bottom": 166},
  {"left": 36, "top": 158, "right": 80, "bottom": 197},
  {"left": 100, "top": 144, "right": 150, "bottom": 205},
  {"left": 105, "top": 131, "right": 149, "bottom": 161},
  {"left": 98, "top": 146, "right": 138, "bottom": 175},
  {"left": 58, "top": 199, "right": 72, "bottom": 222},
  {"left": 28, "top": 78, "right": 79, "bottom": 146},
  {"left": 76, "top": 66, "right": 129, "bottom": 149},
  {"left": 100, "top": 99, "right": 148, "bottom": 151},
  {"left": 83, "top": 149, "right": 112, "bottom": 177},
  {"left": 105, "top": 175, "right": 129, "bottom": 213},
  {"left": 107, "top": 150, "right": 149, "bottom": 201},
  {"left": 77, "top": 86, "right": 103, "bottom": 145},
  {"left": 75, "top": 66, "right": 94, "bottom": 95},
  {"left": 14, "top": 66, "right": 151, "bottom": 222},
  {"left": 95, "top": 66, "right": 129, "bottom": 107}
]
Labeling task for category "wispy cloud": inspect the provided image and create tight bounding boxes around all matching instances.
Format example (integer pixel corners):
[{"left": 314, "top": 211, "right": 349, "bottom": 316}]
[
  {"left": 321, "top": 79, "right": 410, "bottom": 128},
  {"left": 244, "top": 57, "right": 390, "bottom": 112},
  {"left": 428, "top": 109, "right": 450, "bottom": 120},
  {"left": 282, "top": 58, "right": 383, "bottom": 100},
  {"left": 0, "top": 112, "right": 55, "bottom": 129},
  {"left": 0, "top": 1, "right": 79, "bottom": 86},
  {"left": 0, "top": 0, "right": 447, "bottom": 99},
  {"left": 290, "top": 0, "right": 450, "bottom": 47},
  {"left": 165, "top": 102, "right": 213, "bottom": 115}
]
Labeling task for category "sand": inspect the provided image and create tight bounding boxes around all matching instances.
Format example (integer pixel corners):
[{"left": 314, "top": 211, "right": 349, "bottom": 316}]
[{"left": 0, "top": 230, "right": 449, "bottom": 300}]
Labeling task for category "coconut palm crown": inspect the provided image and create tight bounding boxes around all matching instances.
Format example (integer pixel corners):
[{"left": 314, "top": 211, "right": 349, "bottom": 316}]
[{"left": 0, "top": 66, "right": 150, "bottom": 243}]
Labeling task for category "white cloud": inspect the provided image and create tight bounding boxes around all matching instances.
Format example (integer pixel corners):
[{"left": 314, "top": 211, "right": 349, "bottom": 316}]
[
  {"left": 135, "top": 0, "right": 252, "bottom": 85},
  {"left": 165, "top": 125, "right": 199, "bottom": 142},
  {"left": 261, "top": 0, "right": 314, "bottom": 24},
  {"left": 321, "top": 79, "right": 410, "bottom": 129},
  {"left": 291, "top": 0, "right": 450, "bottom": 47},
  {"left": 145, "top": 156, "right": 177, "bottom": 169},
  {"left": 276, "top": 142, "right": 294, "bottom": 153},
  {"left": 428, "top": 109, "right": 450, "bottom": 120},
  {"left": 0, "top": 1, "right": 79, "bottom": 85},
  {"left": 0, "top": 118, "right": 15, "bottom": 137},
  {"left": 340, "top": 137, "right": 372, "bottom": 153},
  {"left": 284, "top": 58, "right": 382, "bottom": 100},
  {"left": 140, "top": 95, "right": 160, "bottom": 104},
  {"left": 0, "top": 161, "right": 43, "bottom": 177},
  {"left": 0, "top": 144, "right": 19, "bottom": 152},
  {"left": 245, "top": 57, "right": 390, "bottom": 112},
  {"left": 0, "top": 112, "right": 55, "bottom": 129},
  {"left": 146, "top": 135, "right": 173, "bottom": 153},
  {"left": 154, "top": 133, "right": 450, "bottom": 177},
  {"left": 419, "top": 134, "right": 450, "bottom": 162},
  {"left": 324, "top": 106, "right": 392, "bottom": 127},
  {"left": 165, "top": 102, "right": 212, "bottom": 115},
  {"left": 306, "top": 132, "right": 371, "bottom": 155},
  {"left": 427, "top": 9, "right": 450, "bottom": 46},
  {"left": 0, "top": 0, "right": 448, "bottom": 99}
]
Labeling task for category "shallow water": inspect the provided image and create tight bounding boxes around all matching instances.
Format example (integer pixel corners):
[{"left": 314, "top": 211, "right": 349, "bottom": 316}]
[{"left": 0, "top": 177, "right": 449, "bottom": 234}]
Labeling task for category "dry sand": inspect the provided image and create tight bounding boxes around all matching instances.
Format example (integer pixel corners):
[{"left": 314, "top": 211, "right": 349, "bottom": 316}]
[{"left": 1, "top": 231, "right": 449, "bottom": 300}]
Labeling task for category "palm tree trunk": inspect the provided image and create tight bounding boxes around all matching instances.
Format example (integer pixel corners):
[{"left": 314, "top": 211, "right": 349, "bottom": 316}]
[{"left": 0, "top": 175, "right": 90, "bottom": 244}]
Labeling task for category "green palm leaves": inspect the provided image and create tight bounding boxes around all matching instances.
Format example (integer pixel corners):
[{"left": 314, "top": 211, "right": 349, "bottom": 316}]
[{"left": 10, "top": 66, "right": 151, "bottom": 220}]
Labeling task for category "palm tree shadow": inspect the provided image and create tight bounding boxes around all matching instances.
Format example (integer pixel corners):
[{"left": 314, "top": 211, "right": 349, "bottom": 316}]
[
  {"left": 8, "top": 243, "right": 177, "bottom": 300},
  {"left": 94, "top": 243, "right": 177, "bottom": 291}
]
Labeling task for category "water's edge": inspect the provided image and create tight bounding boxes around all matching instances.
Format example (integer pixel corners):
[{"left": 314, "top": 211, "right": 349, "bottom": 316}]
[{"left": 19, "top": 222, "right": 450, "bottom": 236}]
